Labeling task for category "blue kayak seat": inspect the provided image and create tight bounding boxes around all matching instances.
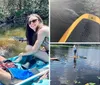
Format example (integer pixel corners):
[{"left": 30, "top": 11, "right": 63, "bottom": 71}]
[
  {"left": 8, "top": 68, "right": 34, "bottom": 80},
  {"left": 9, "top": 68, "right": 40, "bottom": 85}
]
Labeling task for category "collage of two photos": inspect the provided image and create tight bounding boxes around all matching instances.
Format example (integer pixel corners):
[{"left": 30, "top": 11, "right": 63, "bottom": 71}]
[
  {"left": 0, "top": 0, "right": 100, "bottom": 85},
  {"left": 50, "top": 0, "right": 100, "bottom": 85}
]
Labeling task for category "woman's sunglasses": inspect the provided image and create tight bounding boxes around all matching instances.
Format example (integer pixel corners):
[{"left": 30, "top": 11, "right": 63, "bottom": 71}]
[{"left": 28, "top": 19, "right": 38, "bottom": 24}]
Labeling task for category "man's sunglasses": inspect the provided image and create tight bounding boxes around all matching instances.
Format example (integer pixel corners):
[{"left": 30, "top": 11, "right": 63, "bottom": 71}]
[{"left": 28, "top": 19, "right": 38, "bottom": 24}]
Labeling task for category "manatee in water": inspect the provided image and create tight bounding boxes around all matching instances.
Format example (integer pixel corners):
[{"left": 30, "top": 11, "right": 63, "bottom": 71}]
[{"left": 64, "top": 8, "right": 79, "bottom": 17}]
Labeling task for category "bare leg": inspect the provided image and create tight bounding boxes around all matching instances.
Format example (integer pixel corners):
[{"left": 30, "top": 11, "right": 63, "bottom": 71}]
[
  {"left": 0, "top": 56, "right": 6, "bottom": 62},
  {"left": 34, "top": 50, "right": 49, "bottom": 62},
  {"left": 14, "top": 56, "right": 23, "bottom": 62},
  {"left": 15, "top": 50, "right": 49, "bottom": 63},
  {"left": 0, "top": 68, "right": 11, "bottom": 85}
]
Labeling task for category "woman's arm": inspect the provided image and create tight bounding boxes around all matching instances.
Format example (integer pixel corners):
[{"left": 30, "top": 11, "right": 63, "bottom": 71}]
[
  {"left": 21, "top": 28, "right": 46, "bottom": 56},
  {"left": 25, "top": 45, "right": 33, "bottom": 52}
]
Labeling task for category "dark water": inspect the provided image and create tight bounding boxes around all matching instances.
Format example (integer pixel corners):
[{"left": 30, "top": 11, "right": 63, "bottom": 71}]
[
  {"left": 67, "top": 19, "right": 100, "bottom": 42},
  {"left": 50, "top": 45, "right": 100, "bottom": 85},
  {"left": 51, "top": 0, "right": 100, "bottom": 17},
  {"left": 50, "top": 0, "right": 100, "bottom": 42}
]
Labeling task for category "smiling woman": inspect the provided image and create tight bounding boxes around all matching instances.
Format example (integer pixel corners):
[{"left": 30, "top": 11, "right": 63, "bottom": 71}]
[
  {"left": 14, "top": 14, "right": 49, "bottom": 63},
  {"left": 0, "top": 14, "right": 49, "bottom": 85}
]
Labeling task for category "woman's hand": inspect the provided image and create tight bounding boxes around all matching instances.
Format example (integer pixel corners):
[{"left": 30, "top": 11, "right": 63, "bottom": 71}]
[
  {"left": 18, "top": 52, "right": 24, "bottom": 57},
  {"left": 40, "top": 47, "right": 46, "bottom": 52},
  {"left": 14, "top": 52, "right": 24, "bottom": 63}
]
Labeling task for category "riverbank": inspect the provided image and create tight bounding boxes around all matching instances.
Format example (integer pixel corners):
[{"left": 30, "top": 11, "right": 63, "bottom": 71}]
[{"left": 0, "top": 27, "right": 26, "bottom": 58}]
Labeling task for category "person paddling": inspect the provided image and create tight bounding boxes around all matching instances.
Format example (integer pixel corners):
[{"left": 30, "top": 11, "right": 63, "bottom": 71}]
[
  {"left": 73, "top": 45, "right": 77, "bottom": 56},
  {"left": 73, "top": 45, "right": 77, "bottom": 68}
]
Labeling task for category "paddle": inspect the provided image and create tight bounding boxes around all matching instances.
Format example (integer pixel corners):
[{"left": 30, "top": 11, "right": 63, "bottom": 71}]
[{"left": 50, "top": 58, "right": 60, "bottom": 61}]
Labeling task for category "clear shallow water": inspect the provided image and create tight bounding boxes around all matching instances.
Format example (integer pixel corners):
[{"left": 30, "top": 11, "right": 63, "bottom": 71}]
[{"left": 50, "top": 45, "right": 100, "bottom": 85}]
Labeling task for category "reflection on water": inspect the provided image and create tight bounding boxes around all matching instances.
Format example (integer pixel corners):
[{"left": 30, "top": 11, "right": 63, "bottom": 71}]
[{"left": 50, "top": 45, "right": 100, "bottom": 85}]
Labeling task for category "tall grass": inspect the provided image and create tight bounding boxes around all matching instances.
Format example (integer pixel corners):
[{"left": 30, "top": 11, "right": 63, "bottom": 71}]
[
  {"left": 0, "top": 27, "right": 27, "bottom": 58},
  {"left": 4, "top": 28, "right": 25, "bottom": 38}
]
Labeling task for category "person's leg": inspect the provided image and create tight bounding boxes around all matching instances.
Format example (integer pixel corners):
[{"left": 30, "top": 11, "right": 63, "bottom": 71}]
[
  {"left": 34, "top": 50, "right": 49, "bottom": 62},
  {"left": 0, "top": 68, "right": 11, "bottom": 85},
  {"left": 14, "top": 55, "right": 33, "bottom": 64},
  {"left": 14, "top": 50, "right": 49, "bottom": 63},
  {"left": 74, "top": 50, "right": 77, "bottom": 56},
  {"left": 0, "top": 56, "right": 6, "bottom": 62},
  {"left": 14, "top": 55, "right": 28, "bottom": 64}
]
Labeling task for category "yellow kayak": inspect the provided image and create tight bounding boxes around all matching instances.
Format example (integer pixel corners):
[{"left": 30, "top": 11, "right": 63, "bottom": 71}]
[{"left": 59, "top": 13, "right": 100, "bottom": 42}]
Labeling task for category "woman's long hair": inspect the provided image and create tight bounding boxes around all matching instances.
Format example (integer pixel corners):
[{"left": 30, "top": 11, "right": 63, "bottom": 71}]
[
  {"left": 26, "top": 24, "right": 37, "bottom": 46},
  {"left": 26, "top": 14, "right": 43, "bottom": 46}
]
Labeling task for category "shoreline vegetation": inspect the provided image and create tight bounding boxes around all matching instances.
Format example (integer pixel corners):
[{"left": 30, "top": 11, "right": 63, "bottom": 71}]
[
  {"left": 50, "top": 44, "right": 100, "bottom": 48},
  {"left": 0, "top": 27, "right": 26, "bottom": 58},
  {"left": 0, "top": 19, "right": 48, "bottom": 58}
]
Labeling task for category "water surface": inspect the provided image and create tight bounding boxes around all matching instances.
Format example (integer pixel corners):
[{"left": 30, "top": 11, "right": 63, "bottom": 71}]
[
  {"left": 50, "top": 45, "right": 100, "bottom": 85},
  {"left": 50, "top": 0, "right": 100, "bottom": 42}
]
